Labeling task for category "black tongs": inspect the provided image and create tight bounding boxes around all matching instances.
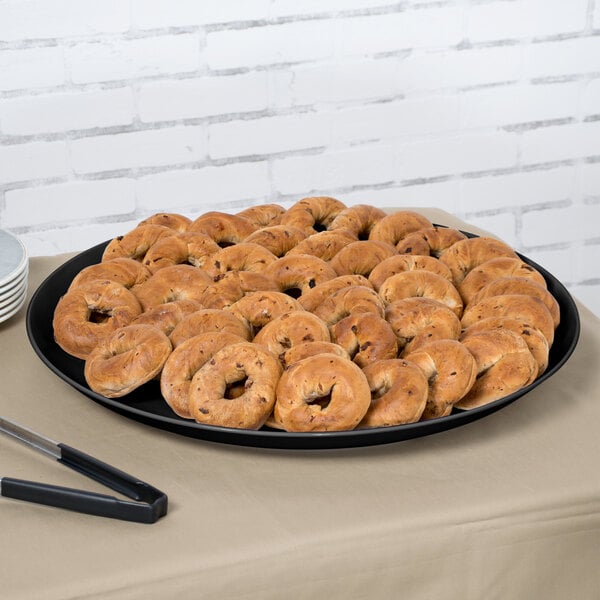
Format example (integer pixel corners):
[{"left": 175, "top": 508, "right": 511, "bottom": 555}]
[{"left": 0, "top": 417, "right": 167, "bottom": 524}]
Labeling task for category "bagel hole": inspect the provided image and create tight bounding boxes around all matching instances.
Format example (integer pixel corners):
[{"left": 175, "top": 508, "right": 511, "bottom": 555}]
[
  {"left": 224, "top": 377, "right": 248, "bottom": 399},
  {"left": 313, "top": 221, "right": 328, "bottom": 233},
  {"left": 88, "top": 309, "right": 111, "bottom": 324},
  {"left": 307, "top": 392, "right": 332, "bottom": 410},
  {"left": 217, "top": 240, "right": 236, "bottom": 248},
  {"left": 283, "top": 286, "right": 302, "bottom": 299}
]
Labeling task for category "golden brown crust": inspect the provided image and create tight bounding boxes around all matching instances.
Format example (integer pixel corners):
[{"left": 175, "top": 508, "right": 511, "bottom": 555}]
[
  {"left": 253, "top": 310, "right": 330, "bottom": 360},
  {"left": 264, "top": 253, "right": 337, "bottom": 297},
  {"left": 368, "top": 210, "right": 433, "bottom": 247},
  {"left": 312, "top": 285, "right": 385, "bottom": 326},
  {"left": 274, "top": 354, "right": 371, "bottom": 432},
  {"left": 330, "top": 313, "right": 398, "bottom": 368},
  {"left": 297, "top": 274, "right": 373, "bottom": 312},
  {"left": 461, "top": 293, "right": 555, "bottom": 346},
  {"left": 131, "top": 299, "right": 202, "bottom": 336},
  {"left": 461, "top": 316, "right": 549, "bottom": 378},
  {"left": 384, "top": 297, "right": 462, "bottom": 356},
  {"left": 187, "top": 211, "right": 257, "bottom": 245},
  {"left": 329, "top": 240, "right": 397, "bottom": 278},
  {"left": 84, "top": 324, "right": 172, "bottom": 398},
  {"left": 131, "top": 264, "right": 212, "bottom": 311},
  {"left": 438, "top": 237, "right": 518, "bottom": 285},
  {"left": 469, "top": 276, "right": 560, "bottom": 327},
  {"left": 203, "top": 243, "right": 277, "bottom": 278},
  {"left": 395, "top": 226, "right": 467, "bottom": 257},
  {"left": 458, "top": 257, "right": 547, "bottom": 304},
  {"left": 281, "top": 341, "right": 351, "bottom": 367},
  {"left": 280, "top": 196, "right": 347, "bottom": 234},
  {"left": 169, "top": 308, "right": 252, "bottom": 348},
  {"left": 160, "top": 331, "right": 248, "bottom": 418},
  {"left": 359, "top": 359, "right": 428, "bottom": 427},
  {"left": 141, "top": 231, "right": 220, "bottom": 273},
  {"left": 189, "top": 342, "right": 282, "bottom": 429},
  {"left": 68, "top": 257, "right": 152, "bottom": 291},
  {"left": 138, "top": 212, "right": 191, "bottom": 233},
  {"left": 378, "top": 270, "right": 464, "bottom": 317},
  {"left": 236, "top": 204, "right": 286, "bottom": 228},
  {"left": 243, "top": 225, "right": 307, "bottom": 257},
  {"left": 53, "top": 280, "right": 142, "bottom": 360},
  {"left": 368, "top": 254, "right": 453, "bottom": 291},
  {"left": 404, "top": 339, "right": 477, "bottom": 419},
  {"left": 456, "top": 329, "right": 537, "bottom": 409},
  {"left": 226, "top": 291, "right": 304, "bottom": 336},
  {"left": 329, "top": 204, "right": 387, "bottom": 238},
  {"left": 102, "top": 224, "right": 177, "bottom": 262},
  {"left": 285, "top": 229, "right": 357, "bottom": 261}
]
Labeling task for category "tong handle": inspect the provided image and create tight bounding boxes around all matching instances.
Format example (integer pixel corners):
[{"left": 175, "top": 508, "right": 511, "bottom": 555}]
[{"left": 1, "top": 477, "right": 163, "bottom": 524}]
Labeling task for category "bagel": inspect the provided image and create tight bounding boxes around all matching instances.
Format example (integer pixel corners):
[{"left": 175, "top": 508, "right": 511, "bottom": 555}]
[
  {"left": 359, "top": 359, "right": 429, "bottom": 427},
  {"left": 404, "top": 339, "right": 477, "bottom": 419},
  {"left": 461, "top": 316, "right": 549, "bottom": 378},
  {"left": 456, "top": 329, "right": 537, "bottom": 409},
  {"left": 312, "top": 285, "right": 385, "bottom": 326},
  {"left": 330, "top": 312, "right": 398, "bottom": 367},
  {"left": 141, "top": 231, "right": 220, "bottom": 273},
  {"left": 280, "top": 196, "right": 347, "bottom": 234},
  {"left": 378, "top": 270, "right": 463, "bottom": 317},
  {"left": 281, "top": 341, "right": 351, "bottom": 367},
  {"left": 285, "top": 229, "right": 357, "bottom": 261},
  {"left": 297, "top": 274, "right": 373, "bottom": 312},
  {"left": 328, "top": 204, "right": 387, "bottom": 239},
  {"left": 274, "top": 354, "right": 371, "bottom": 432},
  {"left": 236, "top": 203, "right": 285, "bottom": 228},
  {"left": 395, "top": 226, "right": 467, "bottom": 257},
  {"left": 253, "top": 310, "right": 331, "bottom": 360},
  {"left": 263, "top": 253, "right": 337, "bottom": 298},
  {"left": 243, "top": 225, "right": 307, "bottom": 257},
  {"left": 138, "top": 212, "right": 191, "bottom": 233},
  {"left": 102, "top": 224, "right": 176, "bottom": 262},
  {"left": 368, "top": 254, "right": 453, "bottom": 291},
  {"left": 203, "top": 243, "right": 278, "bottom": 278},
  {"left": 384, "top": 297, "right": 462, "bottom": 356},
  {"left": 68, "top": 257, "right": 152, "bottom": 291},
  {"left": 169, "top": 308, "right": 252, "bottom": 348},
  {"left": 226, "top": 291, "right": 304, "bottom": 336},
  {"left": 368, "top": 210, "right": 433, "bottom": 247},
  {"left": 131, "top": 299, "right": 202, "bottom": 336},
  {"left": 461, "top": 294, "right": 555, "bottom": 346},
  {"left": 53, "top": 280, "right": 142, "bottom": 360},
  {"left": 131, "top": 264, "right": 213, "bottom": 311},
  {"left": 438, "top": 236, "right": 518, "bottom": 285},
  {"left": 84, "top": 324, "right": 172, "bottom": 398},
  {"left": 459, "top": 257, "right": 547, "bottom": 304},
  {"left": 187, "top": 211, "right": 257, "bottom": 246},
  {"left": 469, "top": 276, "right": 560, "bottom": 327},
  {"left": 329, "top": 240, "right": 397, "bottom": 278},
  {"left": 160, "top": 331, "right": 248, "bottom": 418},
  {"left": 189, "top": 342, "right": 283, "bottom": 429}
]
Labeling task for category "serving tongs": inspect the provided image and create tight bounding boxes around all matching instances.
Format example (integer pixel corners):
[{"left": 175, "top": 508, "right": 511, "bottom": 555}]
[{"left": 0, "top": 417, "right": 167, "bottom": 524}]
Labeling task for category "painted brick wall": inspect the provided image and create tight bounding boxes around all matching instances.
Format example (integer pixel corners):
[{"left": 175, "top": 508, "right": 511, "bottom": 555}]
[{"left": 0, "top": 0, "right": 599, "bottom": 317}]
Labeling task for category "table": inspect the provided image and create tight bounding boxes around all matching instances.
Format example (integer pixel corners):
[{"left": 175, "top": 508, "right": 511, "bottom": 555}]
[{"left": 1, "top": 209, "right": 599, "bottom": 599}]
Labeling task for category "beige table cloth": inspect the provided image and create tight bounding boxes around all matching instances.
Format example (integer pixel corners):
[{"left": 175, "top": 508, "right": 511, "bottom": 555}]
[{"left": 1, "top": 209, "right": 599, "bottom": 600}]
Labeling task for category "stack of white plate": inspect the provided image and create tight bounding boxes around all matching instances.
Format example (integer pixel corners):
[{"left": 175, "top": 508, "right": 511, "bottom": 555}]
[{"left": 0, "top": 229, "right": 28, "bottom": 324}]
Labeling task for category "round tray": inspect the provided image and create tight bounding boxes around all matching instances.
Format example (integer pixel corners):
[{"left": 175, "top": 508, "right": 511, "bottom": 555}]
[{"left": 26, "top": 234, "right": 580, "bottom": 450}]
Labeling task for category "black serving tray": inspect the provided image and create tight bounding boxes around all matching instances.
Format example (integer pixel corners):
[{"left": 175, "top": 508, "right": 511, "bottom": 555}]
[{"left": 26, "top": 233, "right": 580, "bottom": 450}]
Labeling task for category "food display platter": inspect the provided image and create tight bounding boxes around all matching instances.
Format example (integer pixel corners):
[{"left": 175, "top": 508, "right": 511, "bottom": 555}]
[{"left": 26, "top": 231, "right": 580, "bottom": 450}]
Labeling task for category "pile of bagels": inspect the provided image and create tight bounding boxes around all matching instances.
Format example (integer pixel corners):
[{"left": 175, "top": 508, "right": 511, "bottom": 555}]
[{"left": 52, "top": 197, "right": 560, "bottom": 432}]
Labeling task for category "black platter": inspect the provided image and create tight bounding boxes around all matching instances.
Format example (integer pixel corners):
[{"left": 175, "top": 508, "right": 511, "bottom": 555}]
[{"left": 26, "top": 232, "right": 580, "bottom": 449}]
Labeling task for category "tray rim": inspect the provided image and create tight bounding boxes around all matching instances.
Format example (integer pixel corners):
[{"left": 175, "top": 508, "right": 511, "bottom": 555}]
[{"left": 25, "top": 228, "right": 581, "bottom": 450}]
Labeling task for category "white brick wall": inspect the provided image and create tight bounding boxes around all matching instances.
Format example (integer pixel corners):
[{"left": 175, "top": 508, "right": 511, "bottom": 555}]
[{"left": 0, "top": 0, "right": 599, "bottom": 317}]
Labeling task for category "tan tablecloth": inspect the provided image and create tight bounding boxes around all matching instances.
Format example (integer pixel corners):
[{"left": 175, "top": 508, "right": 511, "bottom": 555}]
[{"left": 1, "top": 209, "right": 599, "bottom": 600}]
